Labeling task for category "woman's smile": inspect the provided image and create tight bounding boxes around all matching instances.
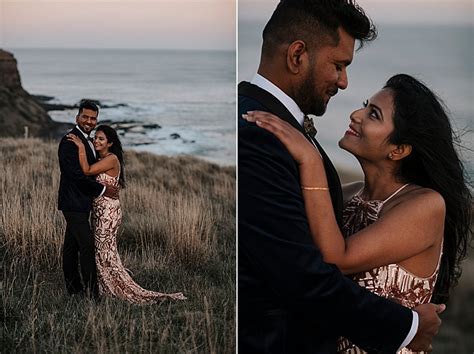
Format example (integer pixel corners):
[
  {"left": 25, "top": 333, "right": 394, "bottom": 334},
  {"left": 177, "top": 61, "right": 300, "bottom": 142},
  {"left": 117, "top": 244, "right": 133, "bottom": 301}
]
[{"left": 344, "top": 124, "right": 360, "bottom": 138}]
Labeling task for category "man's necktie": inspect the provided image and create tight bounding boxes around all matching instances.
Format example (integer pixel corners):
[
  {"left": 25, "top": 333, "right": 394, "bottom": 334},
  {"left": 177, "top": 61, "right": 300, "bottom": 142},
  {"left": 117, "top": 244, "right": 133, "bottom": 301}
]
[{"left": 303, "top": 115, "right": 317, "bottom": 139}]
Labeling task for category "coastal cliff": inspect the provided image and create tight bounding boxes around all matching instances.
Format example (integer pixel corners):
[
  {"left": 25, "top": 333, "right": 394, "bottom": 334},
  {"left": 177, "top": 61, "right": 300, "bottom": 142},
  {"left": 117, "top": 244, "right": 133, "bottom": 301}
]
[{"left": 0, "top": 49, "right": 71, "bottom": 138}]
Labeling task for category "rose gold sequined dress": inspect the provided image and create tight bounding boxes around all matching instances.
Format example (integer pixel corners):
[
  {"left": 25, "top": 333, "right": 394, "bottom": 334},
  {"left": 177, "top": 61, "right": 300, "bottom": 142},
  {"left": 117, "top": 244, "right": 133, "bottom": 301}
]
[
  {"left": 92, "top": 172, "right": 185, "bottom": 303},
  {"left": 337, "top": 184, "right": 442, "bottom": 354}
]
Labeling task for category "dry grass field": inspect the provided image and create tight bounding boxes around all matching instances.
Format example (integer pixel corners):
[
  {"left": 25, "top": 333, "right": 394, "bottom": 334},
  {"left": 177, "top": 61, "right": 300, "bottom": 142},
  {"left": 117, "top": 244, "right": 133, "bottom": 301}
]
[{"left": 0, "top": 138, "right": 235, "bottom": 353}]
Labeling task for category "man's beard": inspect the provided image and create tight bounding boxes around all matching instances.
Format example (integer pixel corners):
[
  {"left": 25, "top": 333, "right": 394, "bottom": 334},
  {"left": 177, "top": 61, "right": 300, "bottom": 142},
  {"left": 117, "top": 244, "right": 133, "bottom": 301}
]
[
  {"left": 79, "top": 125, "right": 93, "bottom": 134},
  {"left": 294, "top": 68, "right": 327, "bottom": 117}
]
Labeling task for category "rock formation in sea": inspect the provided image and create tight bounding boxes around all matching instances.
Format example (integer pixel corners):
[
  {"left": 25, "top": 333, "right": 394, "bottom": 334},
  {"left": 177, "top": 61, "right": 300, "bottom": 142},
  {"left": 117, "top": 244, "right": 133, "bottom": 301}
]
[{"left": 0, "top": 49, "right": 71, "bottom": 138}]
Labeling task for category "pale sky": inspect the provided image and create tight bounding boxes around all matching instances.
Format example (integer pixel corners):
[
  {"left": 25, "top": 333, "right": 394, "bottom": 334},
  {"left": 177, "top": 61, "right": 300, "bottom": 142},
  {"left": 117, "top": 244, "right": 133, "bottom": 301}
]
[
  {"left": 239, "top": 0, "right": 473, "bottom": 26},
  {"left": 1, "top": 0, "right": 471, "bottom": 50},
  {"left": 0, "top": 0, "right": 236, "bottom": 50}
]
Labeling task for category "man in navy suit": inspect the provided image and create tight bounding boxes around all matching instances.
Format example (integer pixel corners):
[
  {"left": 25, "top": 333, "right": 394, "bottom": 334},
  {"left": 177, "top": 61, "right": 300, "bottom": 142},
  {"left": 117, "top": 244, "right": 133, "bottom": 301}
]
[
  {"left": 58, "top": 100, "right": 117, "bottom": 299},
  {"left": 238, "top": 1, "right": 444, "bottom": 352}
]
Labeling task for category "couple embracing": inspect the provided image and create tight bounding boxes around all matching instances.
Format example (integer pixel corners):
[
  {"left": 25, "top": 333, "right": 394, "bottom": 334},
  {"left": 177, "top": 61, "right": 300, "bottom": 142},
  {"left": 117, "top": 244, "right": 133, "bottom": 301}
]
[
  {"left": 239, "top": 0, "right": 471, "bottom": 353},
  {"left": 58, "top": 100, "right": 185, "bottom": 304}
]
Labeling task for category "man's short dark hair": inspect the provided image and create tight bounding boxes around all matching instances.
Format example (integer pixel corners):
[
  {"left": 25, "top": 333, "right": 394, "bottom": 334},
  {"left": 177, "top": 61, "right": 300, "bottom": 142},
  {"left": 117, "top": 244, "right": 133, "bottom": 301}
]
[
  {"left": 77, "top": 99, "right": 99, "bottom": 116},
  {"left": 262, "top": 0, "right": 377, "bottom": 56}
]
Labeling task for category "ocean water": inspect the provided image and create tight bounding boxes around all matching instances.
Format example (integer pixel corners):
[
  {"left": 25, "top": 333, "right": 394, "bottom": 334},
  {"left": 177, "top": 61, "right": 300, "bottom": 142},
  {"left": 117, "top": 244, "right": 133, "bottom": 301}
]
[
  {"left": 10, "top": 48, "right": 236, "bottom": 166},
  {"left": 239, "top": 22, "right": 474, "bottom": 178}
]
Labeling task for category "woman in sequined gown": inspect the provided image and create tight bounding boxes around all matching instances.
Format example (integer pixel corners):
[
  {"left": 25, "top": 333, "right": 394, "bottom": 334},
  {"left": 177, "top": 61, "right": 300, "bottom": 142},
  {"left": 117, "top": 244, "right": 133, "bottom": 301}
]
[
  {"left": 67, "top": 125, "right": 185, "bottom": 304},
  {"left": 243, "top": 74, "right": 471, "bottom": 353}
]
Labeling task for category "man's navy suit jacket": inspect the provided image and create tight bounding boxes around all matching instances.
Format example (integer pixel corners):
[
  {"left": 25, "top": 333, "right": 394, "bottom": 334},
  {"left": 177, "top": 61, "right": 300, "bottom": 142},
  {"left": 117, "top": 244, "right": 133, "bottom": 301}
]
[{"left": 58, "top": 126, "right": 103, "bottom": 212}]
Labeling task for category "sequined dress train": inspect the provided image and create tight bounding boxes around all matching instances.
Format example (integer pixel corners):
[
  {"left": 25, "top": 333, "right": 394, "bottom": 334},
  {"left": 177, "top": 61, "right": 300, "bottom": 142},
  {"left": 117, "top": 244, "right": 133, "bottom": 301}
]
[{"left": 92, "top": 172, "right": 185, "bottom": 303}]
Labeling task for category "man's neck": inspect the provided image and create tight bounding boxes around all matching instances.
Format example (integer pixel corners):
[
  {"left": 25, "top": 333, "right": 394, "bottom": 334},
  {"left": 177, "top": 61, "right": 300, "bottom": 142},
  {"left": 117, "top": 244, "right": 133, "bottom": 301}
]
[
  {"left": 76, "top": 125, "right": 89, "bottom": 137},
  {"left": 251, "top": 73, "right": 305, "bottom": 127},
  {"left": 257, "top": 66, "right": 286, "bottom": 89}
]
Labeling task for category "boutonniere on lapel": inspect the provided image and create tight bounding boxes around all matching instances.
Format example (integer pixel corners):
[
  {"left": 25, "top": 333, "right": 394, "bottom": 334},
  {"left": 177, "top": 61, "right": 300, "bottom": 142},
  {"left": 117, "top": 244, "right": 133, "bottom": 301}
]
[{"left": 303, "top": 115, "right": 317, "bottom": 139}]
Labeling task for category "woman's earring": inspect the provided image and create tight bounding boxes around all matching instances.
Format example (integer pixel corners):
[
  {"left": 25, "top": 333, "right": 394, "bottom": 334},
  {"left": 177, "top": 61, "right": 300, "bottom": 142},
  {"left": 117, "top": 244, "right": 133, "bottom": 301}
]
[{"left": 388, "top": 153, "right": 393, "bottom": 160}]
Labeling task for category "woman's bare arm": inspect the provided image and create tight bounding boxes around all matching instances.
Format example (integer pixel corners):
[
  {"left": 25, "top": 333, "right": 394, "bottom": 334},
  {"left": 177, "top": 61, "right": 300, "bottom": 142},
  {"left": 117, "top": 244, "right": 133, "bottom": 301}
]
[
  {"left": 300, "top": 159, "right": 445, "bottom": 274},
  {"left": 67, "top": 134, "right": 117, "bottom": 176}
]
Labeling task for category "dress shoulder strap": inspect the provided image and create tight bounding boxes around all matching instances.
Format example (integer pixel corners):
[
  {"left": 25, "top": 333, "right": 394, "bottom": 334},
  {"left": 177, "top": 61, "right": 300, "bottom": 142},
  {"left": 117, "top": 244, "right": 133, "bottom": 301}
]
[{"left": 382, "top": 183, "right": 410, "bottom": 204}]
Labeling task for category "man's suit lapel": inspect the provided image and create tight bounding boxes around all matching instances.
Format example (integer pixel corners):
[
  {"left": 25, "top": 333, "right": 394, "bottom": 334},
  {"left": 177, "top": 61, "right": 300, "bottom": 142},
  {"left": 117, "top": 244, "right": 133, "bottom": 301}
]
[
  {"left": 239, "top": 81, "right": 344, "bottom": 226},
  {"left": 72, "top": 127, "right": 96, "bottom": 164}
]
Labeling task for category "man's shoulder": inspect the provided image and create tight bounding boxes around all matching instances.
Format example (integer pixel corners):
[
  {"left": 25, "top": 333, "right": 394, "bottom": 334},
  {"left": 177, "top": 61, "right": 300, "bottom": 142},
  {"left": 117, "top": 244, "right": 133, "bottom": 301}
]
[
  {"left": 58, "top": 128, "right": 77, "bottom": 150},
  {"left": 238, "top": 115, "right": 295, "bottom": 168},
  {"left": 238, "top": 94, "right": 267, "bottom": 112},
  {"left": 60, "top": 127, "right": 79, "bottom": 139},
  {"left": 238, "top": 81, "right": 267, "bottom": 107}
]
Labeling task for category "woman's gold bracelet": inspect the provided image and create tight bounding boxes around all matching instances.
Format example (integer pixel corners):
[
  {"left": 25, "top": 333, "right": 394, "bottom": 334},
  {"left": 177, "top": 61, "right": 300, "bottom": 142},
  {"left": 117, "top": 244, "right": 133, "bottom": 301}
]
[{"left": 301, "top": 186, "right": 329, "bottom": 191}]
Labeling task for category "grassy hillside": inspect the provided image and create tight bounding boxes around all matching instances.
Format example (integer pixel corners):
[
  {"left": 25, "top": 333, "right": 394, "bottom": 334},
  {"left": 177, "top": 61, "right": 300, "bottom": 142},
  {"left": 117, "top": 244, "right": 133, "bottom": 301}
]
[{"left": 0, "top": 138, "right": 235, "bottom": 353}]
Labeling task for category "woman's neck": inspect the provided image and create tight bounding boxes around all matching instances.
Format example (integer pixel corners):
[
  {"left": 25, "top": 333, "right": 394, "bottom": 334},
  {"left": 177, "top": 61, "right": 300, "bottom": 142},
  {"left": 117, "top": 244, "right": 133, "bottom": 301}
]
[
  {"left": 359, "top": 160, "right": 406, "bottom": 201},
  {"left": 98, "top": 150, "right": 110, "bottom": 159}
]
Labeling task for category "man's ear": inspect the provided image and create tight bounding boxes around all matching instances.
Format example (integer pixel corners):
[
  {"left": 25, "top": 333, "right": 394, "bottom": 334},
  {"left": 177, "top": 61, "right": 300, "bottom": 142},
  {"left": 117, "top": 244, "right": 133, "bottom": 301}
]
[
  {"left": 388, "top": 144, "right": 412, "bottom": 161},
  {"left": 286, "top": 40, "right": 308, "bottom": 74}
]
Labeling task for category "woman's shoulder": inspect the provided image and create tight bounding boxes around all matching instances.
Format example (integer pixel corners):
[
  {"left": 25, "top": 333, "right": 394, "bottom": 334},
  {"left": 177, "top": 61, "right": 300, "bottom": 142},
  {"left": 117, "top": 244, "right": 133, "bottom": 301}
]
[
  {"left": 383, "top": 185, "right": 446, "bottom": 217},
  {"left": 104, "top": 153, "right": 120, "bottom": 166},
  {"left": 403, "top": 185, "right": 444, "bottom": 204},
  {"left": 378, "top": 185, "right": 446, "bottom": 250}
]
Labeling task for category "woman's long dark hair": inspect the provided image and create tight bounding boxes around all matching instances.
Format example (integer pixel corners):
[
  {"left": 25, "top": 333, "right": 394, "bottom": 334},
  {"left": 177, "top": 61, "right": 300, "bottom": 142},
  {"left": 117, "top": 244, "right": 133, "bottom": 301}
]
[
  {"left": 384, "top": 74, "right": 472, "bottom": 303},
  {"left": 96, "top": 125, "right": 126, "bottom": 188}
]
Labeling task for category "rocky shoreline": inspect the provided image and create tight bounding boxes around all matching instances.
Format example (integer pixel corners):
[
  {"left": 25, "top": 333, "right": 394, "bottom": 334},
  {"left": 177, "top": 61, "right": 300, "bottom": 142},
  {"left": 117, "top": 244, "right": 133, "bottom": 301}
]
[
  {"left": 32, "top": 95, "right": 130, "bottom": 112},
  {"left": 36, "top": 95, "right": 195, "bottom": 145}
]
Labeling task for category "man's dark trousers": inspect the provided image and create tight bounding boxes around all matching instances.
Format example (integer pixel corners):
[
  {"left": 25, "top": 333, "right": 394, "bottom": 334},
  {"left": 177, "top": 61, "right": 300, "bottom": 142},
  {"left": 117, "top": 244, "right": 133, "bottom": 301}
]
[{"left": 62, "top": 211, "right": 98, "bottom": 298}]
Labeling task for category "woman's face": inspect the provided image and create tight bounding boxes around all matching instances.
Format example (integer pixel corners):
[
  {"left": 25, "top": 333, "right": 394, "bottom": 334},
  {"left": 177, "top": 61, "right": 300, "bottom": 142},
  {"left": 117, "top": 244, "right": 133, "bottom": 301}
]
[
  {"left": 93, "top": 130, "right": 112, "bottom": 152},
  {"left": 338, "top": 88, "right": 398, "bottom": 162}
]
